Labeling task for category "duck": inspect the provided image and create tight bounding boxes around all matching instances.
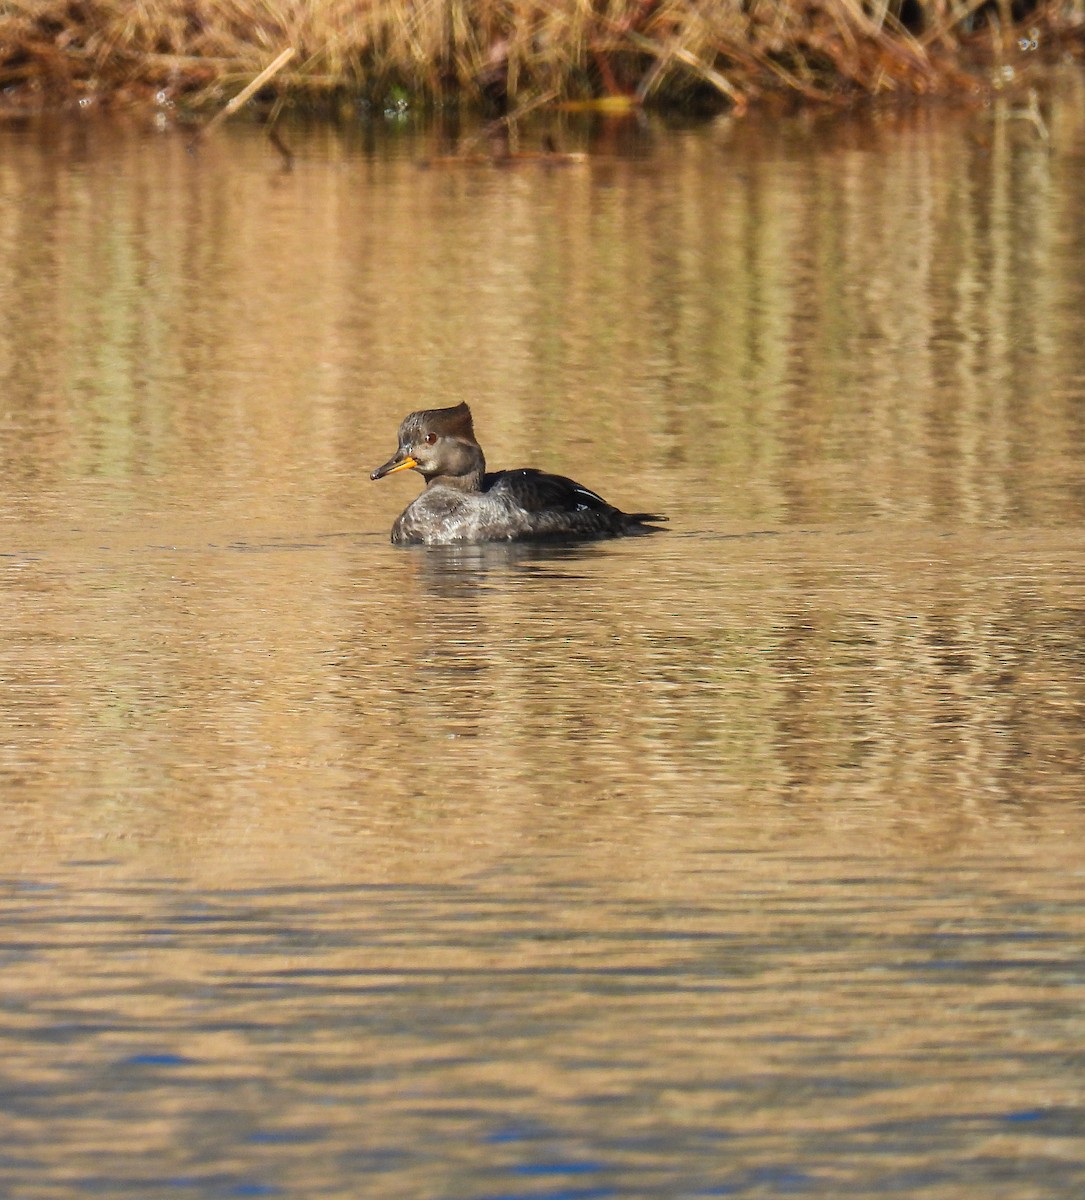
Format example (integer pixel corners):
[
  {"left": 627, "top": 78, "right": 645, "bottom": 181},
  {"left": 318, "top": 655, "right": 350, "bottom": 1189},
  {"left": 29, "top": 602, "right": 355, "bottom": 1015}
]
[{"left": 370, "top": 402, "right": 666, "bottom": 546}]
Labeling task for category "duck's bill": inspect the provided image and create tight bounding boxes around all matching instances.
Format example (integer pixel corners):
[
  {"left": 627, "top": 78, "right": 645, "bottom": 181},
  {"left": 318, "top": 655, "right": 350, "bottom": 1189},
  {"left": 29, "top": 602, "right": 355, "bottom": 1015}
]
[{"left": 371, "top": 454, "right": 418, "bottom": 480}]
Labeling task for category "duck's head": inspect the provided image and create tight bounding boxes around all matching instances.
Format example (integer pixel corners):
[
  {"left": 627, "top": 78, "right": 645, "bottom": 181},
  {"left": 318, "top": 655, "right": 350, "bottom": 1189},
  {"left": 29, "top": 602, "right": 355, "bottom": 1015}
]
[{"left": 371, "top": 402, "right": 485, "bottom": 487}]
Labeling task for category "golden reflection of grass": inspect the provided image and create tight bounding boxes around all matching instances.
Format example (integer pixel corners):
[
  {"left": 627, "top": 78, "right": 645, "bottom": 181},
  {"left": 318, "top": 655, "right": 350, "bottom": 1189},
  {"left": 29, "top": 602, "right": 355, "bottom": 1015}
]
[
  {"left": 0, "top": 83, "right": 1083, "bottom": 878},
  {"left": 1, "top": 522, "right": 1083, "bottom": 881}
]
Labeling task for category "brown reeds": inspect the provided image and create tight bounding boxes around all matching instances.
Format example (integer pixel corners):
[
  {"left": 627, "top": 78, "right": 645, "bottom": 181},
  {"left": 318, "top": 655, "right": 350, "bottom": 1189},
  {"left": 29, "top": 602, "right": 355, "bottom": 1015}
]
[
  {"left": 0, "top": 1, "right": 1079, "bottom": 113},
  {"left": 187, "top": 45, "right": 296, "bottom": 145}
]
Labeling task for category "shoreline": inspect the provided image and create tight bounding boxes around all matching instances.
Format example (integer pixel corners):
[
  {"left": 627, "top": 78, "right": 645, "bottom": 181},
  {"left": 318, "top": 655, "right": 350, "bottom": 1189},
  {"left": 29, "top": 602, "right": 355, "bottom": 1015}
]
[{"left": 1, "top": 1, "right": 1081, "bottom": 117}]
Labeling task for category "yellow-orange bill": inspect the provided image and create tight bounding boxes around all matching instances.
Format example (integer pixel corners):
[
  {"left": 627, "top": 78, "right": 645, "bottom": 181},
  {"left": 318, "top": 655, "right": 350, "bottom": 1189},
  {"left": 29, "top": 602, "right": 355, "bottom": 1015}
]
[{"left": 371, "top": 455, "right": 419, "bottom": 480}]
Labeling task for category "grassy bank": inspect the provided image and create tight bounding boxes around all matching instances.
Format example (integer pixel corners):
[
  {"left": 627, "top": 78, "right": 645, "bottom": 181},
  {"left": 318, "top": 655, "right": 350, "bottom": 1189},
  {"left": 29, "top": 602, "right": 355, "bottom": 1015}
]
[{"left": 1, "top": 1, "right": 1081, "bottom": 114}]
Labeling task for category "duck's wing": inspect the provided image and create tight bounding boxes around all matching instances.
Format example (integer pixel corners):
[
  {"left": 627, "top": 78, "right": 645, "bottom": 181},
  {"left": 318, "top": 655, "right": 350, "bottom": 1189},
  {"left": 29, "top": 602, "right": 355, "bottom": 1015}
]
[{"left": 487, "top": 468, "right": 617, "bottom": 514}]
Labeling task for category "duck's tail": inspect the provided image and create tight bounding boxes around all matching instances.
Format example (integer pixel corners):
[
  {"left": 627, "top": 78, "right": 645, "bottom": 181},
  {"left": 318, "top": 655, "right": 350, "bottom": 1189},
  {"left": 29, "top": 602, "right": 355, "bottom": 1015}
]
[{"left": 624, "top": 512, "right": 668, "bottom": 534}]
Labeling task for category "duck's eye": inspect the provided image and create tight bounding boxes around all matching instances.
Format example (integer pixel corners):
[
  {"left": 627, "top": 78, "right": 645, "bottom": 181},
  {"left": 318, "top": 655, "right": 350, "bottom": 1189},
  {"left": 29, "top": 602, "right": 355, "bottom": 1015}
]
[{"left": 423, "top": 432, "right": 438, "bottom": 445}]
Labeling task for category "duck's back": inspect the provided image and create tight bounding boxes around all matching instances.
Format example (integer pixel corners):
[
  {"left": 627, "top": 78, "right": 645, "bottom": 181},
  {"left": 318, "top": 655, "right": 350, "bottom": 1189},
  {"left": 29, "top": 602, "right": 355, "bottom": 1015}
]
[{"left": 488, "top": 469, "right": 640, "bottom": 536}]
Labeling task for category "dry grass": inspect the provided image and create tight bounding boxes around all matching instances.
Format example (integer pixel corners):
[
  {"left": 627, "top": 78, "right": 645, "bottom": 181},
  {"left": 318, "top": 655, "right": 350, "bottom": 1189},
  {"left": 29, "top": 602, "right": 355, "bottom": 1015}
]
[{"left": 0, "top": 0, "right": 1080, "bottom": 111}]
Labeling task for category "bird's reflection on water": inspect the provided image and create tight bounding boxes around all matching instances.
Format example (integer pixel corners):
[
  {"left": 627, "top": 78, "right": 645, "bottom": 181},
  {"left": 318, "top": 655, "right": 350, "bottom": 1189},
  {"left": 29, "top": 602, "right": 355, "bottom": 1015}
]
[{"left": 399, "top": 538, "right": 603, "bottom": 597}]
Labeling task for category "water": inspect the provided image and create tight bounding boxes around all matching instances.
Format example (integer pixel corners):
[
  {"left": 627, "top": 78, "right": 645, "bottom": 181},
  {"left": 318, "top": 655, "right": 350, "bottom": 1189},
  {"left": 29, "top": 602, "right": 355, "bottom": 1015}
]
[{"left": 1, "top": 81, "right": 1084, "bottom": 1198}]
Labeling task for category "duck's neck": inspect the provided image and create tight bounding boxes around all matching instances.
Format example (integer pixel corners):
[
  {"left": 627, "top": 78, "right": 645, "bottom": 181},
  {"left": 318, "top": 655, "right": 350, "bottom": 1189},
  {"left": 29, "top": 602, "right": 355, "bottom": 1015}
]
[
  {"left": 425, "top": 467, "right": 485, "bottom": 493},
  {"left": 423, "top": 442, "right": 485, "bottom": 492}
]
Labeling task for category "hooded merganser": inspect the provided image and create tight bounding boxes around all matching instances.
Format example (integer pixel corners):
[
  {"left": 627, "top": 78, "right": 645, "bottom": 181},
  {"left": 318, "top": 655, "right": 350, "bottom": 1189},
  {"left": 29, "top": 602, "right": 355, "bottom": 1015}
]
[{"left": 371, "top": 402, "right": 666, "bottom": 546}]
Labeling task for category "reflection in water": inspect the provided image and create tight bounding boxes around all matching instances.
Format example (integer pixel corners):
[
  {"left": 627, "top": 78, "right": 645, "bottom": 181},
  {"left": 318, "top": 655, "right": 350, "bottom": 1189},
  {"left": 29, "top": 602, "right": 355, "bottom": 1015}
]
[
  {"left": 402, "top": 538, "right": 602, "bottom": 598},
  {"left": 1, "top": 84, "right": 1085, "bottom": 1198}
]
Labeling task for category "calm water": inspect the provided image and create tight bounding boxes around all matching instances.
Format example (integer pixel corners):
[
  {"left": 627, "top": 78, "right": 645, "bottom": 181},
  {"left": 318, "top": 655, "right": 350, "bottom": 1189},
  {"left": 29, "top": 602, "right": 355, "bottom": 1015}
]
[{"left": 1, "top": 79, "right": 1084, "bottom": 1198}]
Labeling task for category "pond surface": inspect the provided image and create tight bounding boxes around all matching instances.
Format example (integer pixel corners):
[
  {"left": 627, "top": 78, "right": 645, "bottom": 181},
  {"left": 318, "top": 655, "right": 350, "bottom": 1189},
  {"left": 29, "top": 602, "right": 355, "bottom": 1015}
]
[{"left": 1, "top": 79, "right": 1084, "bottom": 1198}]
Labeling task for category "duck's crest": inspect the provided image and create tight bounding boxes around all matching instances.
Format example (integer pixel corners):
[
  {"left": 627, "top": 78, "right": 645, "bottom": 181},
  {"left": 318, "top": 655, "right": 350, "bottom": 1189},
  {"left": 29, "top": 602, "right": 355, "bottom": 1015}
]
[{"left": 400, "top": 401, "right": 475, "bottom": 443}]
